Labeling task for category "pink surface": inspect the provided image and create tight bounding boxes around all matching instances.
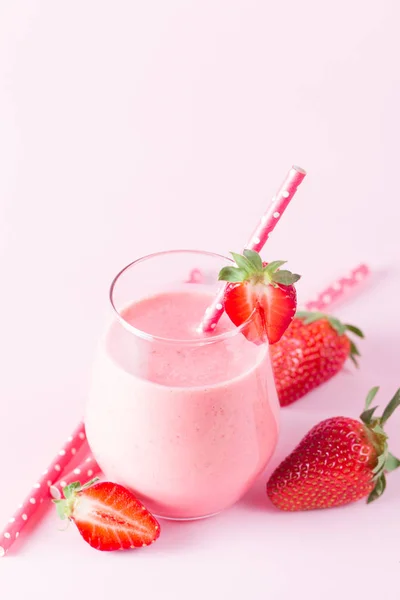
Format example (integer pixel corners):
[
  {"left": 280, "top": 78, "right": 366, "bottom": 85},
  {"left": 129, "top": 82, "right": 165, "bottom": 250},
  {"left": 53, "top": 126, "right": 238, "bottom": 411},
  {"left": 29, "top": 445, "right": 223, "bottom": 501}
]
[{"left": 0, "top": 1, "right": 400, "bottom": 599}]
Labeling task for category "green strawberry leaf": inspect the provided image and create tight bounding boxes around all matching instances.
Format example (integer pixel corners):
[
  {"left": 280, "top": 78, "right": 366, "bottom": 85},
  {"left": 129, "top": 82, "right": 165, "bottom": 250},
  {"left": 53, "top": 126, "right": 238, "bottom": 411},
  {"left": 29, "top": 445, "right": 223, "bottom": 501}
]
[
  {"left": 54, "top": 499, "right": 68, "bottom": 520},
  {"left": 263, "top": 260, "right": 287, "bottom": 273},
  {"left": 218, "top": 266, "right": 247, "bottom": 282},
  {"left": 327, "top": 317, "right": 347, "bottom": 336},
  {"left": 367, "top": 472, "right": 386, "bottom": 504},
  {"left": 372, "top": 422, "right": 386, "bottom": 437},
  {"left": 345, "top": 324, "right": 365, "bottom": 338},
  {"left": 231, "top": 252, "right": 254, "bottom": 273},
  {"left": 295, "top": 311, "right": 327, "bottom": 324},
  {"left": 360, "top": 406, "right": 378, "bottom": 425},
  {"left": 372, "top": 451, "right": 387, "bottom": 475},
  {"left": 349, "top": 353, "right": 359, "bottom": 367},
  {"left": 272, "top": 270, "right": 301, "bottom": 285},
  {"left": 381, "top": 388, "right": 400, "bottom": 426},
  {"left": 81, "top": 477, "right": 100, "bottom": 490},
  {"left": 385, "top": 452, "right": 400, "bottom": 472},
  {"left": 243, "top": 249, "right": 263, "bottom": 271},
  {"left": 361, "top": 388, "right": 400, "bottom": 503},
  {"left": 218, "top": 254, "right": 301, "bottom": 290},
  {"left": 364, "top": 386, "right": 380, "bottom": 410},
  {"left": 349, "top": 341, "right": 361, "bottom": 368},
  {"left": 63, "top": 481, "right": 81, "bottom": 500}
]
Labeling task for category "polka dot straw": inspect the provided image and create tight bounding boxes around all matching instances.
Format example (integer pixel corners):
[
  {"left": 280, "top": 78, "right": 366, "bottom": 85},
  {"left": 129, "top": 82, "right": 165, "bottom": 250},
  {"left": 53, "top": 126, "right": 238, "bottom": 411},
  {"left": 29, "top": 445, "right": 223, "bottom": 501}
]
[
  {"left": 304, "top": 264, "right": 370, "bottom": 312},
  {"left": 0, "top": 421, "right": 87, "bottom": 558},
  {"left": 49, "top": 455, "right": 101, "bottom": 500},
  {"left": 198, "top": 165, "right": 307, "bottom": 333}
]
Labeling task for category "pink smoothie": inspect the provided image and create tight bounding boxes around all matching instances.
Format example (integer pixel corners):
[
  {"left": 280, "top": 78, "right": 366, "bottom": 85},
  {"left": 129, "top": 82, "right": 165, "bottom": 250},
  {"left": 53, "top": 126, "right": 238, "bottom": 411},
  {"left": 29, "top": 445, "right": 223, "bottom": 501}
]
[{"left": 85, "top": 289, "right": 279, "bottom": 519}]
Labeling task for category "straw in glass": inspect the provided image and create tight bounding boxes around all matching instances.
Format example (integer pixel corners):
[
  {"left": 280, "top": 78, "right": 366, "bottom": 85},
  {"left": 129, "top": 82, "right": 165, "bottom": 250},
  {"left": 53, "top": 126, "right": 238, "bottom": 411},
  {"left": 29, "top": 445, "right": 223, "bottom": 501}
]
[{"left": 198, "top": 165, "right": 307, "bottom": 333}]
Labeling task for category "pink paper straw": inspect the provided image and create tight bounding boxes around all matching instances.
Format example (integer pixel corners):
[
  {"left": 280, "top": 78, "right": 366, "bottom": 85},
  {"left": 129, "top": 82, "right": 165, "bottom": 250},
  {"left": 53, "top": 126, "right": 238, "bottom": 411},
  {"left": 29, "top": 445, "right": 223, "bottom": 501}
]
[
  {"left": 0, "top": 422, "right": 87, "bottom": 558},
  {"left": 304, "top": 264, "right": 370, "bottom": 312},
  {"left": 49, "top": 455, "right": 101, "bottom": 500},
  {"left": 198, "top": 165, "right": 307, "bottom": 332}
]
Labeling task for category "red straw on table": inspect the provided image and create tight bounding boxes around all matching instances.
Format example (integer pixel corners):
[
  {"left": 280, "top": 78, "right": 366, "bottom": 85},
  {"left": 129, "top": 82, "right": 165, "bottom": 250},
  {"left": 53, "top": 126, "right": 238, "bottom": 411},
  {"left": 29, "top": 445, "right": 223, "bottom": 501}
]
[
  {"left": 49, "top": 455, "right": 101, "bottom": 500},
  {"left": 0, "top": 422, "right": 87, "bottom": 558},
  {"left": 198, "top": 165, "right": 307, "bottom": 333},
  {"left": 304, "top": 264, "right": 370, "bottom": 312}
]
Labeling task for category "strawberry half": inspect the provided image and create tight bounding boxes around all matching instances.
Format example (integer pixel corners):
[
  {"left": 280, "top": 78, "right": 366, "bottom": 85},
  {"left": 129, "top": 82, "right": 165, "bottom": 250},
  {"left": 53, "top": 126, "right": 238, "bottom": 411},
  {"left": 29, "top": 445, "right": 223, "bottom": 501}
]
[
  {"left": 218, "top": 250, "right": 300, "bottom": 345},
  {"left": 271, "top": 311, "right": 364, "bottom": 406},
  {"left": 54, "top": 479, "right": 160, "bottom": 551},
  {"left": 267, "top": 387, "right": 400, "bottom": 511}
]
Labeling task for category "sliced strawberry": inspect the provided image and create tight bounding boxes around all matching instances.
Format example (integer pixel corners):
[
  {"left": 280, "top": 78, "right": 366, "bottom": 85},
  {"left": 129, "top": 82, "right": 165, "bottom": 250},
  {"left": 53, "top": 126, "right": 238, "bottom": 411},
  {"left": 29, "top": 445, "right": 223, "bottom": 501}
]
[
  {"left": 219, "top": 250, "right": 300, "bottom": 345},
  {"left": 54, "top": 480, "right": 160, "bottom": 552}
]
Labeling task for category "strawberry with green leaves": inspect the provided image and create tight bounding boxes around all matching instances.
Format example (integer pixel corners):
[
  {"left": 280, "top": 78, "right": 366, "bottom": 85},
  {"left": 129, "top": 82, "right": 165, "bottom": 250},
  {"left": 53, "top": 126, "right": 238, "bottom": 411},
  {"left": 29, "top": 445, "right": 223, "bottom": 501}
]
[
  {"left": 271, "top": 311, "right": 364, "bottom": 406},
  {"left": 267, "top": 387, "right": 400, "bottom": 511},
  {"left": 218, "top": 249, "right": 301, "bottom": 345},
  {"left": 54, "top": 479, "right": 160, "bottom": 552}
]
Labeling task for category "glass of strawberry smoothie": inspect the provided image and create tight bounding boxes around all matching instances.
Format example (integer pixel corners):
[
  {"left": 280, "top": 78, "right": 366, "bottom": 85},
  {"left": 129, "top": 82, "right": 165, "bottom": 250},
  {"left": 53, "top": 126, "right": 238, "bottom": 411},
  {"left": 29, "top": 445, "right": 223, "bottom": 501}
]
[{"left": 85, "top": 250, "right": 280, "bottom": 520}]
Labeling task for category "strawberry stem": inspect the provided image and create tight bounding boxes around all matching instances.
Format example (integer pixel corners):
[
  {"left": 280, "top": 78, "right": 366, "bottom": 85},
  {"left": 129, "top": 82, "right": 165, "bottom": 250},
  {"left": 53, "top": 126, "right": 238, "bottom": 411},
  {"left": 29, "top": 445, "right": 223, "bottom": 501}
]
[
  {"left": 358, "top": 387, "right": 400, "bottom": 503},
  {"left": 218, "top": 250, "right": 301, "bottom": 287},
  {"left": 53, "top": 478, "right": 100, "bottom": 520}
]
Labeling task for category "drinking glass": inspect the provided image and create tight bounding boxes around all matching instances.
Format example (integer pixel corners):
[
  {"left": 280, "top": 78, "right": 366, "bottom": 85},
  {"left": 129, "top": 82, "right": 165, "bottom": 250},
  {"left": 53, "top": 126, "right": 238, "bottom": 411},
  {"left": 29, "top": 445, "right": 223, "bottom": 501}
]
[{"left": 85, "top": 250, "right": 279, "bottom": 519}]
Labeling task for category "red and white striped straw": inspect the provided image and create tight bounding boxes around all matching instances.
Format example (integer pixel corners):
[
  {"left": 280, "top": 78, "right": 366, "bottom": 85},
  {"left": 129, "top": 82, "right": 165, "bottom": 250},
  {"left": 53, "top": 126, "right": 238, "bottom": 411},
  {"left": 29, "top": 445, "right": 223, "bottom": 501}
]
[
  {"left": 198, "top": 165, "right": 307, "bottom": 333},
  {"left": 49, "top": 455, "right": 101, "bottom": 500},
  {"left": 0, "top": 422, "right": 87, "bottom": 558},
  {"left": 304, "top": 264, "right": 370, "bottom": 312},
  {"left": 46, "top": 264, "right": 372, "bottom": 502}
]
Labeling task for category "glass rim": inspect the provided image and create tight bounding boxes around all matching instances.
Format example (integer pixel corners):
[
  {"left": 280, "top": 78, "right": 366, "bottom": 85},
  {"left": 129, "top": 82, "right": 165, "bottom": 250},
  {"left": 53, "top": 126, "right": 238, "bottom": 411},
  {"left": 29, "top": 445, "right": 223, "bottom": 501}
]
[{"left": 109, "top": 249, "right": 258, "bottom": 346}]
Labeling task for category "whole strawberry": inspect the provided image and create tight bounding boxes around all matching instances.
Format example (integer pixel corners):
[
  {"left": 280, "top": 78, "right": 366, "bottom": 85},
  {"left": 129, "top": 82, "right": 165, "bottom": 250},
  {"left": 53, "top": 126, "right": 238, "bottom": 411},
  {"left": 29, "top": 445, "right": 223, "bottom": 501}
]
[
  {"left": 270, "top": 311, "right": 364, "bottom": 406},
  {"left": 267, "top": 387, "right": 400, "bottom": 511},
  {"left": 219, "top": 250, "right": 301, "bottom": 345},
  {"left": 54, "top": 479, "right": 160, "bottom": 551}
]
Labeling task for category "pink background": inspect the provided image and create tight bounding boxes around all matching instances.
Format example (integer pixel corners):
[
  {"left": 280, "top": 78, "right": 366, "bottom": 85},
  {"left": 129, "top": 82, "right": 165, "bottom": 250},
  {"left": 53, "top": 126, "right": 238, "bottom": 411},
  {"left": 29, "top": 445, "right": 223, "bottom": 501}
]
[{"left": 1, "top": 1, "right": 399, "bottom": 598}]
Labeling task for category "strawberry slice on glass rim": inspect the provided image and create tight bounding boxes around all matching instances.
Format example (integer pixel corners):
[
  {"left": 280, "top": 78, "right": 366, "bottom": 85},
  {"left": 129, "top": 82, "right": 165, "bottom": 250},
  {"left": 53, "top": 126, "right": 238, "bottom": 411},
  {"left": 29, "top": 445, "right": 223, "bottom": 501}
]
[{"left": 218, "top": 249, "right": 300, "bottom": 345}]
